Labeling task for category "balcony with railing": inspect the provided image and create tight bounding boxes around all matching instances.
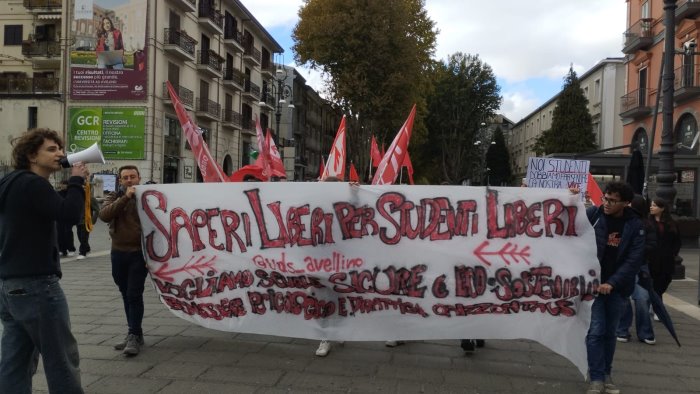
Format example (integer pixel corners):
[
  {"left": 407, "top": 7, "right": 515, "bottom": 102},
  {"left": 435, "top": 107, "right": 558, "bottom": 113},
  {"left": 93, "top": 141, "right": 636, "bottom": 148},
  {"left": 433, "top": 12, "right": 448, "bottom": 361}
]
[
  {"left": 21, "top": 40, "right": 60, "bottom": 57},
  {"left": 243, "top": 79, "right": 261, "bottom": 101},
  {"left": 223, "top": 67, "right": 244, "bottom": 91},
  {"left": 261, "top": 62, "right": 275, "bottom": 78},
  {"left": 198, "top": 3, "right": 223, "bottom": 35},
  {"left": 243, "top": 45, "right": 261, "bottom": 66},
  {"left": 223, "top": 29, "right": 244, "bottom": 52},
  {"left": 195, "top": 98, "right": 220, "bottom": 120},
  {"left": 163, "top": 28, "right": 196, "bottom": 61},
  {"left": 222, "top": 109, "right": 242, "bottom": 129},
  {"left": 166, "top": 0, "right": 195, "bottom": 13},
  {"left": 23, "top": 0, "right": 62, "bottom": 11},
  {"left": 196, "top": 49, "right": 224, "bottom": 78},
  {"left": 674, "top": 64, "right": 700, "bottom": 102},
  {"left": 620, "top": 88, "right": 654, "bottom": 119},
  {"left": 260, "top": 91, "right": 276, "bottom": 110},
  {"left": 162, "top": 82, "right": 194, "bottom": 108},
  {"left": 0, "top": 77, "right": 60, "bottom": 96},
  {"left": 676, "top": 0, "right": 700, "bottom": 21},
  {"left": 622, "top": 18, "right": 654, "bottom": 54},
  {"left": 242, "top": 117, "right": 255, "bottom": 135}
]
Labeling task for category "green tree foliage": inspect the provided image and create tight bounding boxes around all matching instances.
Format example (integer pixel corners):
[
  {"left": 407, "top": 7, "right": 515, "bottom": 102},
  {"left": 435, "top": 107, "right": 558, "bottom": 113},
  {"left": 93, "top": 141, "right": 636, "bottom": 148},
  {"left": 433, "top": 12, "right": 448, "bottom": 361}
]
[
  {"left": 533, "top": 67, "right": 597, "bottom": 155},
  {"left": 416, "top": 53, "right": 501, "bottom": 184},
  {"left": 293, "top": 0, "right": 438, "bottom": 169},
  {"left": 485, "top": 127, "right": 513, "bottom": 186}
]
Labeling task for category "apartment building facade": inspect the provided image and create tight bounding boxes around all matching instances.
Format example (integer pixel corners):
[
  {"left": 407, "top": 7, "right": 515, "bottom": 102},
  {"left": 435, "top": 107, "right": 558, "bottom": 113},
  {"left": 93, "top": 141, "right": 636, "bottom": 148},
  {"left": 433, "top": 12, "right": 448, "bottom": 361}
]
[
  {"left": 621, "top": 0, "right": 700, "bottom": 216},
  {"left": 509, "top": 58, "right": 626, "bottom": 180},
  {"left": 0, "top": 0, "right": 338, "bottom": 186}
]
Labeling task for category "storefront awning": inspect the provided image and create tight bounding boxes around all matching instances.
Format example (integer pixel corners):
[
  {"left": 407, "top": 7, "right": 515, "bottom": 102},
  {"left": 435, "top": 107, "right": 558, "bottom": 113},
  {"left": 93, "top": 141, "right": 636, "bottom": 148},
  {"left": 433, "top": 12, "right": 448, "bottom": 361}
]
[{"left": 37, "top": 14, "right": 61, "bottom": 20}]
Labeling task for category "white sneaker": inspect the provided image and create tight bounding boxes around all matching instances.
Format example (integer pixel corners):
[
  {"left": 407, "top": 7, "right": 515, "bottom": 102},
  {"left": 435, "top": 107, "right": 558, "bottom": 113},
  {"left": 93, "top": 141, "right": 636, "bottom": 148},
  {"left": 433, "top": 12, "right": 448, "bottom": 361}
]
[
  {"left": 315, "top": 340, "right": 331, "bottom": 357},
  {"left": 67, "top": 251, "right": 76, "bottom": 257},
  {"left": 76, "top": 254, "right": 86, "bottom": 260},
  {"left": 385, "top": 340, "right": 405, "bottom": 347}
]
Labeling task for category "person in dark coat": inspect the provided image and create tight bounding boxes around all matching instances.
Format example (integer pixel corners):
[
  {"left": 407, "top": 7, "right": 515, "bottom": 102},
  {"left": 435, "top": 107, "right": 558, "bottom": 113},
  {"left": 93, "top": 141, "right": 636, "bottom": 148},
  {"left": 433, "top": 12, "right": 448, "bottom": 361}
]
[
  {"left": 585, "top": 182, "right": 646, "bottom": 394},
  {"left": 648, "top": 198, "right": 681, "bottom": 299}
]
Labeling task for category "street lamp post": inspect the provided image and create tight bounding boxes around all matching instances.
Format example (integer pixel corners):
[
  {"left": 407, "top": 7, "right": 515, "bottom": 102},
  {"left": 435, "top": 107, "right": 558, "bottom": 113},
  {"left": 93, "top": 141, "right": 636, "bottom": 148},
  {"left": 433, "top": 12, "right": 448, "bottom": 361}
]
[
  {"left": 657, "top": 0, "right": 677, "bottom": 205},
  {"left": 260, "top": 64, "right": 294, "bottom": 144}
]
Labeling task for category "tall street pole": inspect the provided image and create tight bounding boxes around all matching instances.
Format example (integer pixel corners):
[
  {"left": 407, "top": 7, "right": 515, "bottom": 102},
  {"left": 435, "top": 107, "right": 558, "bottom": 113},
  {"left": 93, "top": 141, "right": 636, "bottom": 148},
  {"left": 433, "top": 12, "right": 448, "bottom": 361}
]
[{"left": 657, "top": 0, "right": 677, "bottom": 205}]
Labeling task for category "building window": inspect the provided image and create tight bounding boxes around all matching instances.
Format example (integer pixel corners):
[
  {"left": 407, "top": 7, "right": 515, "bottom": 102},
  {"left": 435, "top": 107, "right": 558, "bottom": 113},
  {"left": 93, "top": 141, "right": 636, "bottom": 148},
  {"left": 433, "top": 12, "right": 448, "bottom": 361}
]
[
  {"left": 28, "top": 107, "right": 37, "bottom": 130},
  {"left": 632, "top": 128, "right": 648, "bottom": 154},
  {"left": 676, "top": 113, "right": 699, "bottom": 155},
  {"left": 4, "top": 25, "right": 23, "bottom": 46}
]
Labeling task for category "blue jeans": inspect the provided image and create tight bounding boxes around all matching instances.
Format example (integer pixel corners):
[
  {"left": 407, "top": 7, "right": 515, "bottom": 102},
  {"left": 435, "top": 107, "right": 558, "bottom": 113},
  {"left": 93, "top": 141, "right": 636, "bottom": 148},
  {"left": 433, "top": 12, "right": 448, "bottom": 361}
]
[
  {"left": 616, "top": 284, "right": 654, "bottom": 341},
  {"left": 586, "top": 292, "right": 625, "bottom": 382},
  {"left": 0, "top": 275, "right": 83, "bottom": 394},
  {"left": 111, "top": 251, "right": 148, "bottom": 336}
]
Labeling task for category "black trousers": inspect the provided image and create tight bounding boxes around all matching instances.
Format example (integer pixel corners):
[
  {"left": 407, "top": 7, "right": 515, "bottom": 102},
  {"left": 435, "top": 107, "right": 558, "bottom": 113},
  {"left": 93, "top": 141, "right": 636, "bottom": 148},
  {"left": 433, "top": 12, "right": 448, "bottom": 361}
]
[{"left": 76, "top": 224, "right": 90, "bottom": 256}]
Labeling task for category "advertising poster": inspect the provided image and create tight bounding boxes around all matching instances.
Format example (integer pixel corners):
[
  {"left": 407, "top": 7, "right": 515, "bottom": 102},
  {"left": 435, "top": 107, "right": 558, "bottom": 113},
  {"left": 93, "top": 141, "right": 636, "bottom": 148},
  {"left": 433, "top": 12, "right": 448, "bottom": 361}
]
[
  {"left": 70, "top": 0, "right": 148, "bottom": 100},
  {"left": 68, "top": 107, "right": 146, "bottom": 159}
]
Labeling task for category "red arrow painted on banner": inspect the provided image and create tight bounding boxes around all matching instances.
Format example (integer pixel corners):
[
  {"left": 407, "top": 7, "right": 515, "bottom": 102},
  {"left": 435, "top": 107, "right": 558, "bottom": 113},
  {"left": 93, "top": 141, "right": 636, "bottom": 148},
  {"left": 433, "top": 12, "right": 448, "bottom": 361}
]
[
  {"left": 473, "top": 240, "right": 531, "bottom": 266},
  {"left": 152, "top": 255, "right": 218, "bottom": 281}
]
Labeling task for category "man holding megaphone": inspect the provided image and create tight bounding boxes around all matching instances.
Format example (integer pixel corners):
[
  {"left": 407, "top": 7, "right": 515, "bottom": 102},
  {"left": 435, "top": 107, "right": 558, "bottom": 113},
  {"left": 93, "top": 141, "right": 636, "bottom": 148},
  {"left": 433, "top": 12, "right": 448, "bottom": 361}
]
[{"left": 0, "top": 128, "right": 89, "bottom": 393}]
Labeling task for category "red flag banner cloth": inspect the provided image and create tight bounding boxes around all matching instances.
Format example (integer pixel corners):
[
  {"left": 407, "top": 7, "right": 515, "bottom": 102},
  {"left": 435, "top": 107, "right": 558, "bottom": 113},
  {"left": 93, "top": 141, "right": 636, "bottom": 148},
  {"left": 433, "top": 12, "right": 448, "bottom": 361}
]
[
  {"left": 318, "top": 156, "right": 325, "bottom": 179},
  {"left": 255, "top": 117, "right": 272, "bottom": 179},
  {"left": 349, "top": 163, "right": 360, "bottom": 182},
  {"left": 587, "top": 173, "right": 603, "bottom": 206},
  {"left": 370, "top": 135, "right": 382, "bottom": 167},
  {"left": 166, "top": 81, "right": 227, "bottom": 182},
  {"left": 372, "top": 104, "right": 417, "bottom": 185},
  {"left": 321, "top": 116, "right": 347, "bottom": 180},
  {"left": 230, "top": 164, "right": 267, "bottom": 182},
  {"left": 402, "top": 152, "right": 415, "bottom": 185},
  {"left": 265, "top": 130, "right": 287, "bottom": 178}
]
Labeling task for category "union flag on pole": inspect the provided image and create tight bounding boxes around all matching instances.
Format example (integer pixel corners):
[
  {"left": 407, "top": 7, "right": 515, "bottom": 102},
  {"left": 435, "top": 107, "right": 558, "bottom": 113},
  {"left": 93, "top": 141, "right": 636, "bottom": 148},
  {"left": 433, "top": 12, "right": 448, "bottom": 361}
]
[
  {"left": 372, "top": 105, "right": 416, "bottom": 185},
  {"left": 349, "top": 163, "right": 360, "bottom": 182},
  {"left": 320, "top": 116, "right": 347, "bottom": 180},
  {"left": 370, "top": 135, "right": 382, "bottom": 167},
  {"left": 266, "top": 130, "right": 287, "bottom": 178},
  {"left": 403, "top": 152, "right": 415, "bottom": 185},
  {"left": 166, "top": 81, "right": 227, "bottom": 182}
]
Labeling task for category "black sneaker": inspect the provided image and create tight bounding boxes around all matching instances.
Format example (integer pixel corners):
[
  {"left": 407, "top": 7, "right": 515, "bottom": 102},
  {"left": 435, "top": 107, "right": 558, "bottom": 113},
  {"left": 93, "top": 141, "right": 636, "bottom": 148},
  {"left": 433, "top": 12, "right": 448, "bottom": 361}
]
[
  {"left": 123, "top": 334, "right": 144, "bottom": 356},
  {"left": 460, "top": 339, "right": 476, "bottom": 352},
  {"left": 476, "top": 339, "right": 485, "bottom": 348}
]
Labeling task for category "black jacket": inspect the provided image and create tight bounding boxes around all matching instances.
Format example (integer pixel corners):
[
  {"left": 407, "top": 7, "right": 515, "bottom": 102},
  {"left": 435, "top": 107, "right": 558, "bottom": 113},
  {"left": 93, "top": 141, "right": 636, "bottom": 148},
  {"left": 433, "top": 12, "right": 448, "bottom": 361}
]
[
  {"left": 586, "top": 205, "right": 646, "bottom": 297},
  {"left": 0, "top": 170, "right": 84, "bottom": 279}
]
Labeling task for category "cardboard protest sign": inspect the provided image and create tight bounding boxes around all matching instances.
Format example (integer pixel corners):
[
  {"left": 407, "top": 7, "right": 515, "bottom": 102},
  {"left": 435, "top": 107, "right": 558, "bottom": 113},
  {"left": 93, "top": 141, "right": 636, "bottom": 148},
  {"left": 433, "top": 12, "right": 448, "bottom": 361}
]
[
  {"left": 136, "top": 183, "right": 598, "bottom": 377},
  {"left": 526, "top": 157, "right": 590, "bottom": 202}
]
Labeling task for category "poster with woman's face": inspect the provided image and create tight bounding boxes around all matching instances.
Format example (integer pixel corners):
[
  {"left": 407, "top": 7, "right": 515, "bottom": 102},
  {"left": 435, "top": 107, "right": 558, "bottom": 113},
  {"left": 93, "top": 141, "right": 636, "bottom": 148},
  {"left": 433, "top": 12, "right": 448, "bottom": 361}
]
[{"left": 70, "top": 0, "right": 148, "bottom": 100}]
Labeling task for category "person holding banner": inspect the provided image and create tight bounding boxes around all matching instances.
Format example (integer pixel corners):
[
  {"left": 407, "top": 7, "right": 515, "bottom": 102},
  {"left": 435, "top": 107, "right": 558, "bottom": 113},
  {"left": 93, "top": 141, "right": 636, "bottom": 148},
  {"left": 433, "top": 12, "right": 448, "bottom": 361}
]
[
  {"left": 0, "top": 128, "right": 87, "bottom": 393},
  {"left": 585, "top": 182, "right": 645, "bottom": 394},
  {"left": 99, "top": 166, "right": 148, "bottom": 357}
]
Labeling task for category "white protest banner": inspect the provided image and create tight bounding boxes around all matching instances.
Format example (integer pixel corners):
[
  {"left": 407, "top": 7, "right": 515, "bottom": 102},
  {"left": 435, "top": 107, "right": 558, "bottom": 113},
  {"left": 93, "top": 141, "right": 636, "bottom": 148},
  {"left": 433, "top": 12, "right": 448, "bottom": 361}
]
[
  {"left": 136, "top": 184, "right": 598, "bottom": 377},
  {"left": 526, "top": 157, "right": 590, "bottom": 201}
]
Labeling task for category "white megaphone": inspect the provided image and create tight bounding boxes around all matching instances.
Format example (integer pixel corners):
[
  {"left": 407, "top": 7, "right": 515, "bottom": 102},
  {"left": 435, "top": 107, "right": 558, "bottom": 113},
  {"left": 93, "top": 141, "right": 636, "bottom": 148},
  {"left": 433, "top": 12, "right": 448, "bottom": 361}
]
[{"left": 60, "top": 142, "right": 106, "bottom": 168}]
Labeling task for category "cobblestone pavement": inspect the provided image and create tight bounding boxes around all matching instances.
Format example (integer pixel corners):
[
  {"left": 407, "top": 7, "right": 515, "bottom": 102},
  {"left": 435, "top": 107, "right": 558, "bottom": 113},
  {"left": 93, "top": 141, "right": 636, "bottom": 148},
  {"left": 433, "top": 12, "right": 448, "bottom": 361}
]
[{"left": 1, "top": 221, "right": 698, "bottom": 393}]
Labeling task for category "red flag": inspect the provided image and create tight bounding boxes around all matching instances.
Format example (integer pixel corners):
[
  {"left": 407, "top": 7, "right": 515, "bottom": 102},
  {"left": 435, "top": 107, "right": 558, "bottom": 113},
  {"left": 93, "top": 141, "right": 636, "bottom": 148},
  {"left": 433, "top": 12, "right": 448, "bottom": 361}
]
[
  {"left": 349, "top": 163, "right": 360, "bottom": 182},
  {"left": 587, "top": 173, "right": 603, "bottom": 206},
  {"left": 372, "top": 105, "right": 416, "bottom": 185},
  {"left": 402, "top": 152, "right": 415, "bottom": 185},
  {"left": 166, "top": 81, "right": 227, "bottom": 182},
  {"left": 254, "top": 117, "right": 272, "bottom": 179},
  {"left": 230, "top": 164, "right": 267, "bottom": 182},
  {"left": 370, "top": 135, "right": 382, "bottom": 167},
  {"left": 265, "top": 130, "right": 287, "bottom": 178},
  {"left": 321, "top": 116, "right": 347, "bottom": 180},
  {"left": 318, "top": 156, "right": 325, "bottom": 179}
]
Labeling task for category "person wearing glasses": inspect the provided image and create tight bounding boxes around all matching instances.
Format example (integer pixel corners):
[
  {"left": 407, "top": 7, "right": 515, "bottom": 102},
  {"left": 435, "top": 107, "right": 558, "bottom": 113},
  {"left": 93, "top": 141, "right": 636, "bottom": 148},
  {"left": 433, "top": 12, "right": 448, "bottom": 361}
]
[{"left": 584, "top": 182, "right": 646, "bottom": 394}]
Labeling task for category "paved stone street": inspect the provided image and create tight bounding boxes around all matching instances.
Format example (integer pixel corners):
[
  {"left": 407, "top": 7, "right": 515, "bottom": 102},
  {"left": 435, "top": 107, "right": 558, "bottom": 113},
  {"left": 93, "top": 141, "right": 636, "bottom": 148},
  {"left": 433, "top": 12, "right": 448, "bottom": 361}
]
[{"left": 2, "top": 221, "right": 698, "bottom": 393}]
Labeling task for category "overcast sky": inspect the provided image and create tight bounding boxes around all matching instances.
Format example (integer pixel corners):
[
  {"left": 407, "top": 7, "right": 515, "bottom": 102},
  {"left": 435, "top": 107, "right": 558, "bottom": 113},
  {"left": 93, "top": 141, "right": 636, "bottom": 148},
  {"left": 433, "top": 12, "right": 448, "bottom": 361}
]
[{"left": 240, "top": 0, "right": 627, "bottom": 123}]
